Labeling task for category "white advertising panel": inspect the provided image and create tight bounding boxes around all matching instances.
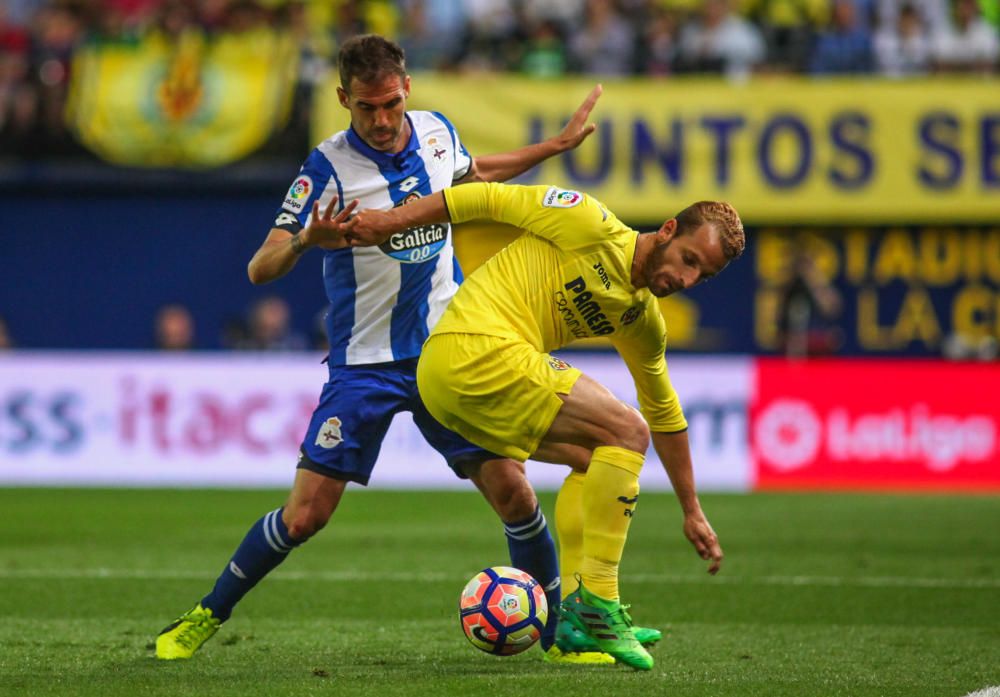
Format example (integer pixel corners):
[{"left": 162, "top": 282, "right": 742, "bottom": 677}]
[{"left": 0, "top": 352, "right": 752, "bottom": 490}]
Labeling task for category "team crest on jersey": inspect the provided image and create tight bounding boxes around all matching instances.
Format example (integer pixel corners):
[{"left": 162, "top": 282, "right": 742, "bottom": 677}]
[
  {"left": 379, "top": 191, "right": 448, "bottom": 264},
  {"left": 547, "top": 356, "right": 573, "bottom": 371},
  {"left": 620, "top": 305, "right": 643, "bottom": 325},
  {"left": 315, "top": 417, "right": 343, "bottom": 449},
  {"left": 542, "top": 186, "right": 583, "bottom": 208},
  {"left": 283, "top": 175, "right": 313, "bottom": 214}
]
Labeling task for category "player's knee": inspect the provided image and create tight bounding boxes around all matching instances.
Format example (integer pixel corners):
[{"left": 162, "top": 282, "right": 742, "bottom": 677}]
[
  {"left": 606, "top": 404, "right": 649, "bottom": 454},
  {"left": 477, "top": 460, "right": 538, "bottom": 522},
  {"left": 496, "top": 481, "right": 538, "bottom": 522},
  {"left": 283, "top": 505, "right": 333, "bottom": 541}
]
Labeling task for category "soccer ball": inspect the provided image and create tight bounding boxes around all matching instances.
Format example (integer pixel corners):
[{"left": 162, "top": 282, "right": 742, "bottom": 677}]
[{"left": 459, "top": 566, "right": 548, "bottom": 655}]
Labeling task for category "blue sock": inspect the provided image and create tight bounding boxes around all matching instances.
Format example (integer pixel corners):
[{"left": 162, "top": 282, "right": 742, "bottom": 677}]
[
  {"left": 505, "top": 506, "right": 561, "bottom": 651},
  {"left": 201, "top": 507, "right": 302, "bottom": 622}
]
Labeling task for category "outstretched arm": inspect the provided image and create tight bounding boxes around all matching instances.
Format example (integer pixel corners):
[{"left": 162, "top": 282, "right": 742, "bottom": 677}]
[
  {"left": 457, "top": 84, "right": 602, "bottom": 184},
  {"left": 248, "top": 196, "right": 359, "bottom": 284},
  {"left": 344, "top": 191, "right": 450, "bottom": 247},
  {"left": 651, "top": 430, "right": 724, "bottom": 575}
]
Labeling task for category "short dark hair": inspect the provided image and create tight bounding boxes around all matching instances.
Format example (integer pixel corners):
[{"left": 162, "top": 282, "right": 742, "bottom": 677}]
[
  {"left": 338, "top": 34, "right": 406, "bottom": 92},
  {"left": 674, "top": 201, "right": 745, "bottom": 261}
]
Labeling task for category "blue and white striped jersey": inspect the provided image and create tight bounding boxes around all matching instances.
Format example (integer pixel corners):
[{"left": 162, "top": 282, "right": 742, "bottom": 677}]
[{"left": 273, "top": 111, "right": 473, "bottom": 366}]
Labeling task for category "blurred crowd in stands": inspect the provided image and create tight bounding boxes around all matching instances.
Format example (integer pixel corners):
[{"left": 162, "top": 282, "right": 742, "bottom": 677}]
[
  {"left": 156, "top": 297, "right": 316, "bottom": 352},
  {"left": 1, "top": 0, "right": 998, "bottom": 158}
]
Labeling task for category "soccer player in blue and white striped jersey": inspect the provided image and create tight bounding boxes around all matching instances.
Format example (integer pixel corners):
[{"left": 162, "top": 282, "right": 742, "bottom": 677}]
[{"left": 156, "top": 34, "right": 616, "bottom": 664}]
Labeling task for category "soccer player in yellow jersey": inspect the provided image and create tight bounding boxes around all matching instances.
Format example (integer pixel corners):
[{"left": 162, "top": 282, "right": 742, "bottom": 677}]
[{"left": 342, "top": 182, "right": 744, "bottom": 670}]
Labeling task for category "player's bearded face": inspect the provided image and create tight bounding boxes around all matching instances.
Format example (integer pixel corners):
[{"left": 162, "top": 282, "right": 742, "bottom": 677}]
[
  {"left": 342, "top": 74, "right": 411, "bottom": 153},
  {"left": 647, "top": 224, "right": 728, "bottom": 297},
  {"left": 647, "top": 239, "right": 681, "bottom": 297}
]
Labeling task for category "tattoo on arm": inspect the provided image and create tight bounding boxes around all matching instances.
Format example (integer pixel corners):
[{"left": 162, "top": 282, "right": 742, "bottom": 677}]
[{"left": 290, "top": 234, "right": 305, "bottom": 254}]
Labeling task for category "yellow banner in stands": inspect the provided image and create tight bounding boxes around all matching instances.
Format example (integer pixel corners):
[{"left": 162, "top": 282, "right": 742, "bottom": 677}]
[
  {"left": 68, "top": 29, "right": 298, "bottom": 168},
  {"left": 314, "top": 75, "right": 1000, "bottom": 223}
]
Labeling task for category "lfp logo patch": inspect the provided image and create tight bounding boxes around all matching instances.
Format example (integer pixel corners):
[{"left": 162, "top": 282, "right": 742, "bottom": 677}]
[
  {"left": 543, "top": 187, "right": 583, "bottom": 208},
  {"left": 283, "top": 175, "right": 313, "bottom": 214}
]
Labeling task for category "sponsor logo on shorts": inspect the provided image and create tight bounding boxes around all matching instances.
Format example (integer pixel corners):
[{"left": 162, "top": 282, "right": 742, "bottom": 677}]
[
  {"left": 282, "top": 175, "right": 313, "bottom": 214},
  {"left": 315, "top": 416, "right": 343, "bottom": 449},
  {"left": 542, "top": 186, "right": 583, "bottom": 208},
  {"left": 547, "top": 357, "right": 572, "bottom": 371},
  {"left": 620, "top": 305, "right": 642, "bottom": 325},
  {"left": 378, "top": 191, "right": 449, "bottom": 263}
]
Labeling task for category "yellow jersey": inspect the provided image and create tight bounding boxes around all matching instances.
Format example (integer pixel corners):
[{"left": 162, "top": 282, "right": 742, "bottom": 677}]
[{"left": 437, "top": 183, "right": 687, "bottom": 433}]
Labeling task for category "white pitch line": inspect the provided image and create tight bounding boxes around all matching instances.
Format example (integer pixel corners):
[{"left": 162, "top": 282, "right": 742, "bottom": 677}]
[
  {"left": 628, "top": 572, "right": 1000, "bottom": 589},
  {"left": 1, "top": 568, "right": 998, "bottom": 589}
]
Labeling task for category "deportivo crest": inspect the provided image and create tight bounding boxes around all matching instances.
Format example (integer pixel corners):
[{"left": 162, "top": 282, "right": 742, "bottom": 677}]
[
  {"left": 542, "top": 186, "right": 583, "bottom": 208},
  {"left": 282, "top": 175, "right": 313, "bottom": 214},
  {"left": 547, "top": 356, "right": 573, "bottom": 371},
  {"left": 315, "top": 417, "right": 343, "bottom": 449},
  {"left": 379, "top": 191, "right": 449, "bottom": 263},
  {"left": 620, "top": 305, "right": 643, "bottom": 325}
]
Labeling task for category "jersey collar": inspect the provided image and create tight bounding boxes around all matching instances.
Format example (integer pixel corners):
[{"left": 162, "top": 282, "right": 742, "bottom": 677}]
[{"left": 346, "top": 113, "right": 418, "bottom": 168}]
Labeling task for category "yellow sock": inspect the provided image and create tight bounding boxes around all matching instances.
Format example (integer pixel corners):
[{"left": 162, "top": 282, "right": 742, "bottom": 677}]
[
  {"left": 554, "top": 470, "right": 586, "bottom": 600},
  {"left": 580, "top": 446, "right": 643, "bottom": 601}
]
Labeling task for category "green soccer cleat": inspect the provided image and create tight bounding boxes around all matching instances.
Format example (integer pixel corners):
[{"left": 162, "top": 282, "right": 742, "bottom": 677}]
[
  {"left": 556, "top": 617, "right": 663, "bottom": 653},
  {"left": 636, "top": 625, "right": 663, "bottom": 647},
  {"left": 155, "top": 604, "right": 221, "bottom": 660},
  {"left": 557, "top": 581, "right": 654, "bottom": 671},
  {"left": 542, "top": 644, "right": 617, "bottom": 666}
]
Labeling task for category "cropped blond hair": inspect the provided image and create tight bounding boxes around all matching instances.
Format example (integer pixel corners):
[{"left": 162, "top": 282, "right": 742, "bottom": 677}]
[{"left": 674, "top": 201, "right": 745, "bottom": 261}]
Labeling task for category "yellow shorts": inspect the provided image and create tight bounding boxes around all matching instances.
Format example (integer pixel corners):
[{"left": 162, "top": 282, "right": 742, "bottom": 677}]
[{"left": 416, "top": 333, "right": 582, "bottom": 461}]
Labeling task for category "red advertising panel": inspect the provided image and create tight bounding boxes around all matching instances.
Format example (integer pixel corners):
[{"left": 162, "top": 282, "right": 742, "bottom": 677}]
[{"left": 751, "top": 359, "right": 1000, "bottom": 491}]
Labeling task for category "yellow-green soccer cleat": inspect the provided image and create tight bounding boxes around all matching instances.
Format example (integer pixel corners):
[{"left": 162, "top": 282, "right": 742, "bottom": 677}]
[
  {"left": 155, "top": 604, "right": 221, "bottom": 660},
  {"left": 557, "top": 581, "right": 654, "bottom": 671},
  {"left": 542, "top": 644, "right": 617, "bottom": 665},
  {"left": 556, "top": 616, "right": 663, "bottom": 653}
]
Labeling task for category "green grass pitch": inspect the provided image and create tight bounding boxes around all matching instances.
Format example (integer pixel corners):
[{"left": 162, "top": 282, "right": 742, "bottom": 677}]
[{"left": 1, "top": 488, "right": 998, "bottom": 697}]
